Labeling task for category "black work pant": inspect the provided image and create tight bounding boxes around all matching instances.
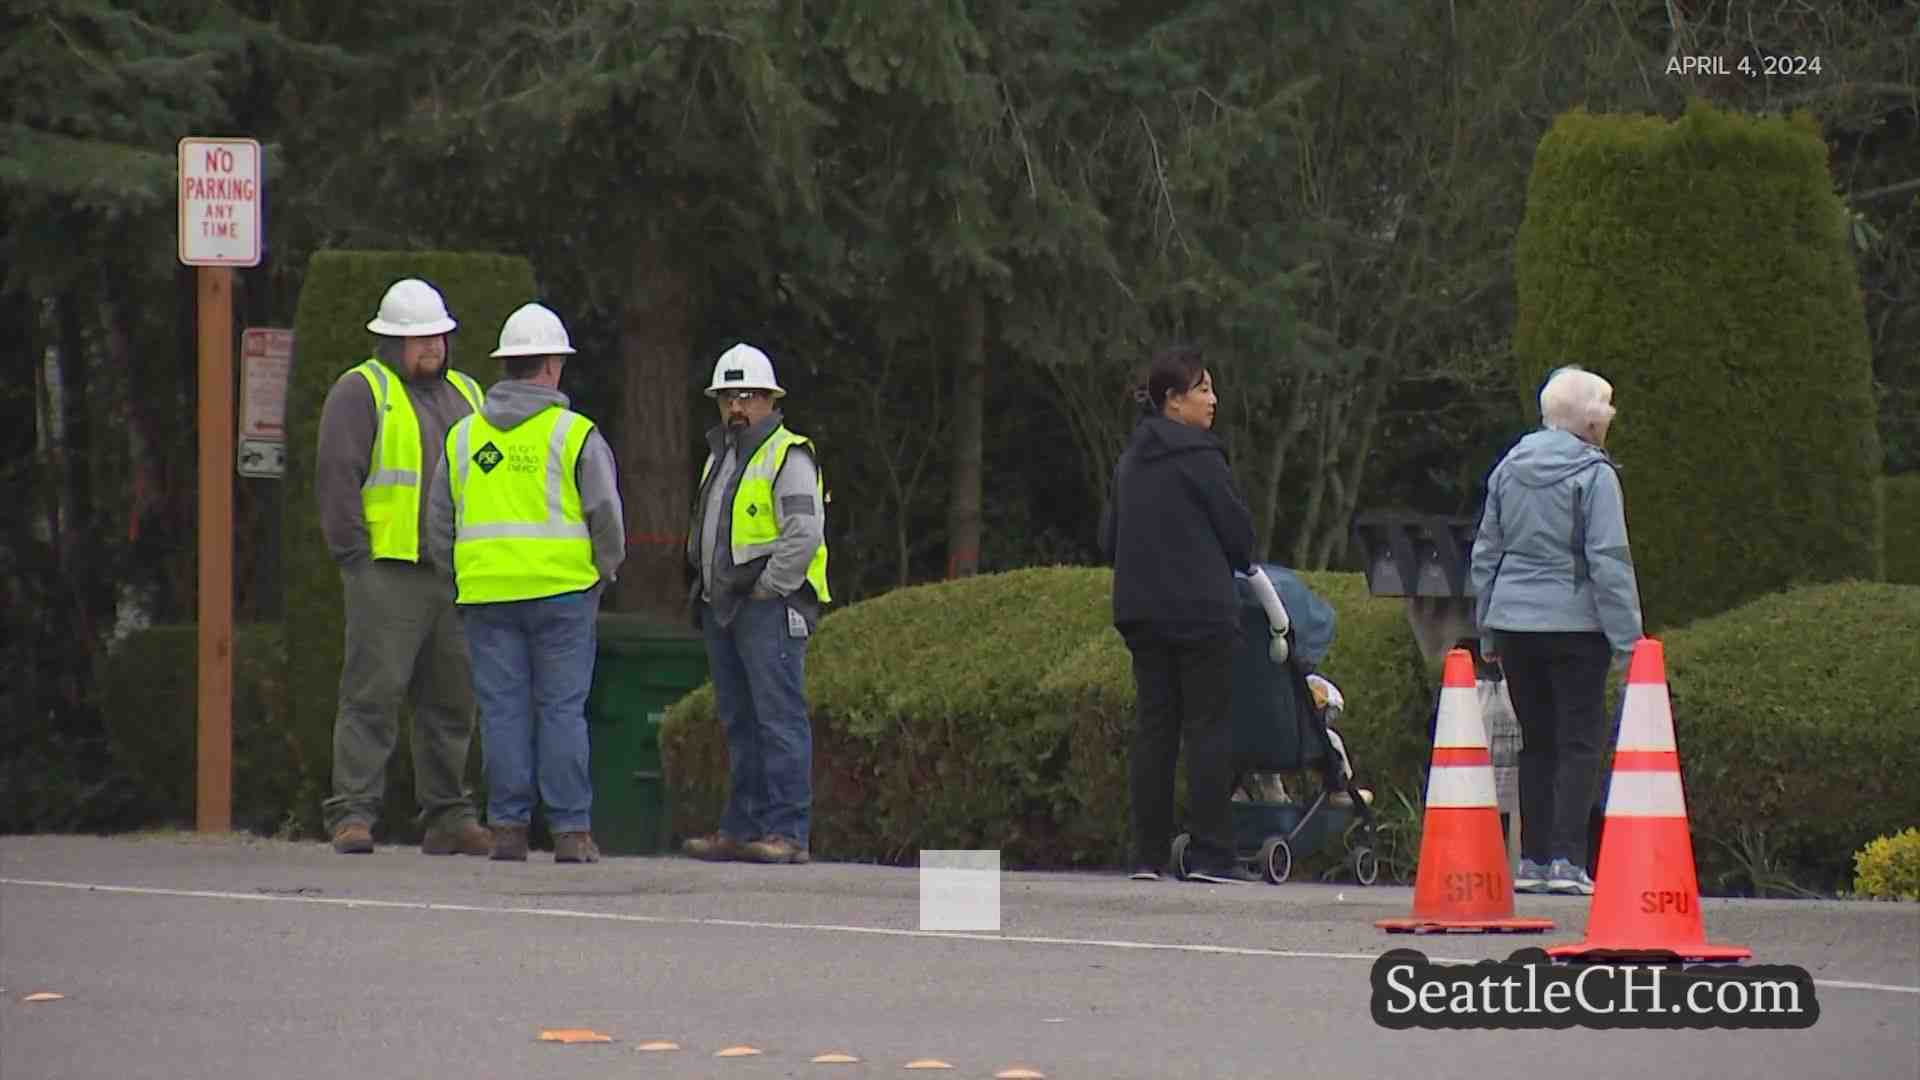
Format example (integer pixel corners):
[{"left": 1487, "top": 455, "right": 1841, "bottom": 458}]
[
  {"left": 1494, "top": 630, "right": 1613, "bottom": 867},
  {"left": 1126, "top": 632, "right": 1236, "bottom": 873}
]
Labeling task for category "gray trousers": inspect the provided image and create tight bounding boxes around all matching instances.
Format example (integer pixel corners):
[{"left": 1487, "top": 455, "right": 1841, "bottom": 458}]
[{"left": 322, "top": 560, "right": 480, "bottom": 833}]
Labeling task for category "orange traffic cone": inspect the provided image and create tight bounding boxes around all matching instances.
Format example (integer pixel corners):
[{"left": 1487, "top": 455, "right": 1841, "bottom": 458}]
[
  {"left": 1548, "top": 638, "right": 1750, "bottom": 963},
  {"left": 1378, "top": 649, "right": 1553, "bottom": 934}
]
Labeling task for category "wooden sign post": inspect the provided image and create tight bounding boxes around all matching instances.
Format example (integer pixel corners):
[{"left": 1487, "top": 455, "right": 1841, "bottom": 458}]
[
  {"left": 195, "top": 267, "right": 234, "bottom": 833},
  {"left": 179, "top": 137, "right": 263, "bottom": 833}
]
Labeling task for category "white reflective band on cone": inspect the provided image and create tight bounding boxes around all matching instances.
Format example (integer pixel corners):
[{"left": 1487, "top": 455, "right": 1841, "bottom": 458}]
[
  {"left": 1432, "top": 689, "right": 1490, "bottom": 750},
  {"left": 1425, "top": 765, "right": 1496, "bottom": 808},
  {"left": 1616, "top": 682, "right": 1678, "bottom": 752},
  {"left": 1604, "top": 770, "right": 1688, "bottom": 817}
]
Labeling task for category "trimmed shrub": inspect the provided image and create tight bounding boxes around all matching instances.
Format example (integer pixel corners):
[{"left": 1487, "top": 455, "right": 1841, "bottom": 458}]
[
  {"left": 1513, "top": 100, "right": 1883, "bottom": 632},
  {"left": 1883, "top": 474, "right": 1920, "bottom": 585},
  {"left": 1045, "top": 571, "right": 1435, "bottom": 867},
  {"left": 1851, "top": 827, "right": 1920, "bottom": 902},
  {"left": 1661, "top": 581, "right": 1920, "bottom": 895},
  {"left": 659, "top": 566, "right": 1434, "bottom": 868},
  {"left": 665, "top": 567, "right": 1114, "bottom": 865},
  {"left": 284, "top": 251, "right": 538, "bottom": 840},
  {"left": 99, "top": 624, "right": 299, "bottom": 834}
]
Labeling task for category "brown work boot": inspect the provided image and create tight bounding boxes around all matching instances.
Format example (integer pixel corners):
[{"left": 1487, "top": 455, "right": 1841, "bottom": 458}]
[
  {"left": 553, "top": 832, "right": 601, "bottom": 864},
  {"left": 422, "top": 820, "right": 492, "bottom": 856},
  {"left": 681, "top": 832, "right": 740, "bottom": 861},
  {"left": 490, "top": 824, "right": 530, "bottom": 862},
  {"left": 331, "top": 821, "right": 374, "bottom": 854},
  {"left": 739, "top": 835, "right": 810, "bottom": 865}
]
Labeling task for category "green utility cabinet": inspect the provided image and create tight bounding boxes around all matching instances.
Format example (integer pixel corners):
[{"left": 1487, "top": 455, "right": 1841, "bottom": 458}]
[{"left": 586, "top": 615, "right": 709, "bottom": 855}]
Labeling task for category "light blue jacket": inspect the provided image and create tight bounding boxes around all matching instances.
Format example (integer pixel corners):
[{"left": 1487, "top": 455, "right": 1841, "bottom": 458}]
[{"left": 1469, "top": 428, "right": 1644, "bottom": 659}]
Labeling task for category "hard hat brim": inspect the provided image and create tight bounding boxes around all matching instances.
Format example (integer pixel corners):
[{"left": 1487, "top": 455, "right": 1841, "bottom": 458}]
[
  {"left": 704, "top": 387, "right": 787, "bottom": 398},
  {"left": 491, "top": 343, "right": 578, "bottom": 358},
  {"left": 367, "top": 316, "right": 458, "bottom": 337},
  {"left": 704, "top": 382, "right": 786, "bottom": 397}
]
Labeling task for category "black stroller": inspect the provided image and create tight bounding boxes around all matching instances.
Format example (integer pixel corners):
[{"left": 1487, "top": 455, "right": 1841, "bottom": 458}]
[{"left": 1170, "top": 563, "right": 1381, "bottom": 885}]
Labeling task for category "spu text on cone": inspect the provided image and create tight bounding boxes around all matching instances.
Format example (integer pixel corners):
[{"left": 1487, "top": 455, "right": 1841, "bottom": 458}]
[{"left": 1378, "top": 649, "right": 1553, "bottom": 934}]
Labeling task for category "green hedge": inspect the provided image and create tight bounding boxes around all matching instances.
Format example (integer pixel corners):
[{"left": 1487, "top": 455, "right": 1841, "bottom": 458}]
[
  {"left": 1044, "top": 571, "right": 1436, "bottom": 867},
  {"left": 1662, "top": 581, "right": 1920, "bottom": 895},
  {"left": 1513, "top": 100, "right": 1883, "bottom": 632},
  {"left": 1883, "top": 475, "right": 1920, "bottom": 585},
  {"left": 283, "top": 250, "right": 538, "bottom": 839},
  {"left": 99, "top": 624, "right": 297, "bottom": 833},
  {"left": 663, "top": 567, "right": 1920, "bottom": 895},
  {"left": 660, "top": 567, "right": 1434, "bottom": 868},
  {"left": 664, "top": 567, "right": 1113, "bottom": 865}
]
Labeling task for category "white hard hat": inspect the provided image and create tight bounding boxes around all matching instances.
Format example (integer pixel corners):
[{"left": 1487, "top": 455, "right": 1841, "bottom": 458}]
[
  {"left": 490, "top": 302, "right": 576, "bottom": 358},
  {"left": 366, "top": 278, "right": 457, "bottom": 337},
  {"left": 704, "top": 343, "right": 785, "bottom": 398}
]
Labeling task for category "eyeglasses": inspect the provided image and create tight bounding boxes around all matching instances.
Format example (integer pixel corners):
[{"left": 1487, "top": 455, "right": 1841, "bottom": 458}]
[{"left": 720, "top": 390, "right": 769, "bottom": 403}]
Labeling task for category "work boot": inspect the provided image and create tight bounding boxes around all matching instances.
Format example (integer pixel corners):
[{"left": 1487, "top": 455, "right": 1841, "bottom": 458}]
[
  {"left": 681, "top": 832, "right": 740, "bottom": 861},
  {"left": 490, "top": 824, "right": 530, "bottom": 862},
  {"left": 331, "top": 821, "right": 374, "bottom": 855},
  {"left": 554, "top": 832, "right": 601, "bottom": 864},
  {"left": 739, "top": 835, "right": 810, "bottom": 865},
  {"left": 422, "top": 820, "right": 492, "bottom": 856}
]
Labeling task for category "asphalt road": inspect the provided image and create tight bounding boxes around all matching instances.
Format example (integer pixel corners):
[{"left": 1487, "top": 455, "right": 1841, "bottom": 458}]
[{"left": 2, "top": 834, "right": 1915, "bottom": 1079}]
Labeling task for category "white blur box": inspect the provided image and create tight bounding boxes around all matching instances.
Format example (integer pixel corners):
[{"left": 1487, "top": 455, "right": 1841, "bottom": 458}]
[{"left": 918, "top": 849, "right": 1001, "bottom": 932}]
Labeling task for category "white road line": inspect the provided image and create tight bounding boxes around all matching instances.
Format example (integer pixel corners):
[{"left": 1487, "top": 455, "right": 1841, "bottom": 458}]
[{"left": 4, "top": 877, "right": 1916, "bottom": 997}]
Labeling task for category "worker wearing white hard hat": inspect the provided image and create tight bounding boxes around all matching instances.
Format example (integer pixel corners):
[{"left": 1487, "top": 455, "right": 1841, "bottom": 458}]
[
  {"left": 316, "top": 277, "right": 491, "bottom": 857},
  {"left": 365, "top": 277, "right": 460, "bottom": 337},
  {"left": 427, "top": 301, "right": 626, "bottom": 864},
  {"left": 703, "top": 342, "right": 786, "bottom": 398},
  {"left": 682, "top": 343, "right": 829, "bottom": 865}
]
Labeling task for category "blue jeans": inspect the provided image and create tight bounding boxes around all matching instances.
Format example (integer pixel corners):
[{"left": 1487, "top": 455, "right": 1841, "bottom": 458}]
[
  {"left": 702, "top": 596, "right": 812, "bottom": 846},
  {"left": 462, "top": 589, "right": 599, "bottom": 833}
]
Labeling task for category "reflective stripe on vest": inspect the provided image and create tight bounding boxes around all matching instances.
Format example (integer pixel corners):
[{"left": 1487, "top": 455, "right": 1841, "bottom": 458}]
[
  {"left": 446, "top": 404, "right": 597, "bottom": 604},
  {"left": 353, "top": 358, "right": 482, "bottom": 561},
  {"left": 700, "top": 426, "right": 831, "bottom": 604}
]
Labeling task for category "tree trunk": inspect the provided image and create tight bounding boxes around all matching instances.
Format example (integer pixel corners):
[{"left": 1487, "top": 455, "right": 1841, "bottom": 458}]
[
  {"left": 1292, "top": 392, "right": 1337, "bottom": 567},
  {"left": 1314, "top": 365, "right": 1390, "bottom": 569},
  {"left": 613, "top": 246, "right": 695, "bottom": 618},
  {"left": 0, "top": 286, "right": 48, "bottom": 729},
  {"left": 57, "top": 293, "right": 100, "bottom": 649},
  {"left": 1254, "top": 377, "right": 1314, "bottom": 562},
  {"left": 1039, "top": 344, "right": 1133, "bottom": 559},
  {"left": 945, "top": 288, "right": 986, "bottom": 578}
]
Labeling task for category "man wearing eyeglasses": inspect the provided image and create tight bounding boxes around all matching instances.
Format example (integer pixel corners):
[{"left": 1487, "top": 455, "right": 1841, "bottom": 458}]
[{"left": 682, "top": 343, "right": 831, "bottom": 865}]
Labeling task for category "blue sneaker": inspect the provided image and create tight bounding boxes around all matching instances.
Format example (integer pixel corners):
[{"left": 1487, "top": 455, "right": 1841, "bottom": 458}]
[
  {"left": 1515, "top": 858, "right": 1549, "bottom": 894},
  {"left": 1547, "top": 858, "right": 1595, "bottom": 895}
]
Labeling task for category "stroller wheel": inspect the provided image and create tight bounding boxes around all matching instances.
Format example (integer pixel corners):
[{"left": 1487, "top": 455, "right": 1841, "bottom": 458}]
[
  {"left": 1351, "top": 845, "right": 1380, "bottom": 886},
  {"left": 1170, "top": 833, "right": 1192, "bottom": 881},
  {"left": 1258, "top": 837, "right": 1292, "bottom": 885}
]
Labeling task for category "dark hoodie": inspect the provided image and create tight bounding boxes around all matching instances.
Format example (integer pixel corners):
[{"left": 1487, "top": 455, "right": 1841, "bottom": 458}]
[{"left": 1099, "top": 414, "right": 1257, "bottom": 645}]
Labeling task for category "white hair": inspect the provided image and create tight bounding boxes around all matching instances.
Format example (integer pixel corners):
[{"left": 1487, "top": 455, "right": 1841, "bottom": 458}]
[{"left": 1539, "top": 366, "right": 1616, "bottom": 433}]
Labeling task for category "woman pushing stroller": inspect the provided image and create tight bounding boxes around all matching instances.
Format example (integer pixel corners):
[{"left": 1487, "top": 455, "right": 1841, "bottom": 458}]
[{"left": 1099, "top": 344, "right": 1295, "bottom": 884}]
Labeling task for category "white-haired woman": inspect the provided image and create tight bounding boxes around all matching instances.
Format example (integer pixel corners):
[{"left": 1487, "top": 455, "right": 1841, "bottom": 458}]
[{"left": 1469, "top": 365, "right": 1644, "bottom": 896}]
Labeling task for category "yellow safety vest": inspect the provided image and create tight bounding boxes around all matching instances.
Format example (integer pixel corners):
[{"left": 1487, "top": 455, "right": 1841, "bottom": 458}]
[
  {"left": 350, "top": 358, "right": 483, "bottom": 562},
  {"left": 445, "top": 404, "right": 599, "bottom": 604},
  {"left": 699, "top": 425, "right": 832, "bottom": 604}
]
